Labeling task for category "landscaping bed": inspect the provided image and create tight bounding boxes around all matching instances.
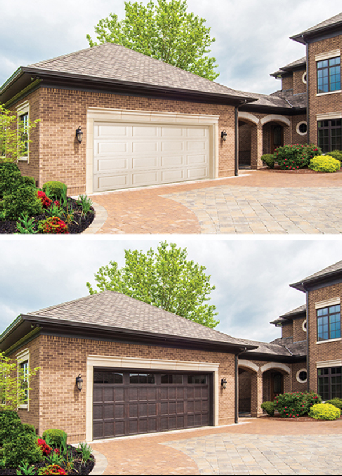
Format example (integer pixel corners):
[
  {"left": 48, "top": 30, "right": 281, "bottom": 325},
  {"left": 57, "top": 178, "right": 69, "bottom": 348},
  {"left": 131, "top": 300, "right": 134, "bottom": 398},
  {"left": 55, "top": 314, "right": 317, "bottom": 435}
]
[{"left": 0, "top": 198, "right": 95, "bottom": 234}]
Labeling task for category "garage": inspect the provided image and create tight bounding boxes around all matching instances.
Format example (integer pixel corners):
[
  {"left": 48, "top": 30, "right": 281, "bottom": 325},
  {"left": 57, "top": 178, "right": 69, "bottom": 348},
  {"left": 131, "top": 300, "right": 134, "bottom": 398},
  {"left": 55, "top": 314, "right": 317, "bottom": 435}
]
[
  {"left": 93, "top": 122, "right": 211, "bottom": 192},
  {"left": 93, "top": 369, "right": 212, "bottom": 439}
]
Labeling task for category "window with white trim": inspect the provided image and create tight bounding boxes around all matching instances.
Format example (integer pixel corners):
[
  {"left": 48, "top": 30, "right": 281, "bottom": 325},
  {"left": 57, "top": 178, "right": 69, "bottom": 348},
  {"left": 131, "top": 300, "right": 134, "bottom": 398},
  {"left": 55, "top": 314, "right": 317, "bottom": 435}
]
[
  {"left": 317, "top": 304, "right": 341, "bottom": 341},
  {"left": 17, "top": 349, "right": 30, "bottom": 409},
  {"left": 16, "top": 102, "right": 30, "bottom": 162},
  {"left": 317, "top": 57, "right": 341, "bottom": 93}
]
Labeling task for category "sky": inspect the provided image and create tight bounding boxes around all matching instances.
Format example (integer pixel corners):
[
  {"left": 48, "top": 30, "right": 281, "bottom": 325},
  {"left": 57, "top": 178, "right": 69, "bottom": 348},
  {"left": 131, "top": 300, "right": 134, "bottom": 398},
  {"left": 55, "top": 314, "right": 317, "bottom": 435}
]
[
  {"left": 1, "top": 236, "right": 341, "bottom": 344},
  {"left": 0, "top": 0, "right": 341, "bottom": 94}
]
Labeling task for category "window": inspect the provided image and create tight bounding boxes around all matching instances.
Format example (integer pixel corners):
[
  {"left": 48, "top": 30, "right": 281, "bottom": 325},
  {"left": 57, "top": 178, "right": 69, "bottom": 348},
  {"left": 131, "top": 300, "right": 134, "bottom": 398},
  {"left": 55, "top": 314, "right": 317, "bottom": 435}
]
[
  {"left": 93, "top": 371, "right": 123, "bottom": 384},
  {"left": 161, "top": 374, "right": 183, "bottom": 384},
  {"left": 317, "top": 57, "right": 341, "bottom": 93},
  {"left": 296, "top": 369, "right": 307, "bottom": 384},
  {"left": 317, "top": 119, "right": 342, "bottom": 153},
  {"left": 317, "top": 304, "right": 341, "bottom": 341},
  {"left": 302, "top": 72, "right": 307, "bottom": 84},
  {"left": 318, "top": 367, "right": 342, "bottom": 400},
  {"left": 16, "top": 102, "right": 30, "bottom": 162},
  {"left": 129, "top": 373, "right": 155, "bottom": 384},
  {"left": 187, "top": 375, "right": 207, "bottom": 384},
  {"left": 19, "top": 361, "right": 29, "bottom": 405},
  {"left": 296, "top": 121, "right": 307, "bottom": 136}
]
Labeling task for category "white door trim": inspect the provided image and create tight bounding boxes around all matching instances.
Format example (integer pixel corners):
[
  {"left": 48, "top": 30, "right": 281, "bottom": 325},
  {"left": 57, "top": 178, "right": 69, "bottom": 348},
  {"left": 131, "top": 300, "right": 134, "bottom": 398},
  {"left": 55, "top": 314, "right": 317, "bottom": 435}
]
[
  {"left": 86, "top": 355, "right": 220, "bottom": 442},
  {"left": 86, "top": 108, "right": 219, "bottom": 194}
]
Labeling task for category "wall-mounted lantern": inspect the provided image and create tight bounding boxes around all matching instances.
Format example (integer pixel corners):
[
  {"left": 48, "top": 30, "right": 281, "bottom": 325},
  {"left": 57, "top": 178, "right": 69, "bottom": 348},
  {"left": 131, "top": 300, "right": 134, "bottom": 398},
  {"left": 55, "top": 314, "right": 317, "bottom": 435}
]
[
  {"left": 76, "top": 126, "right": 83, "bottom": 143},
  {"left": 76, "top": 374, "right": 83, "bottom": 391},
  {"left": 221, "top": 378, "right": 227, "bottom": 389},
  {"left": 221, "top": 130, "right": 227, "bottom": 141}
]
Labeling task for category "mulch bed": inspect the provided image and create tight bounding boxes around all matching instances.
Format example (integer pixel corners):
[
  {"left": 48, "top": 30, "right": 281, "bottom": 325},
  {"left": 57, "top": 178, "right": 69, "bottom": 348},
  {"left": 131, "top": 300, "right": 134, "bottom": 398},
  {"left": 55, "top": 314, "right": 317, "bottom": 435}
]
[
  {"left": 0, "top": 445, "right": 95, "bottom": 475},
  {"left": 260, "top": 165, "right": 342, "bottom": 174},
  {"left": 0, "top": 198, "right": 94, "bottom": 234},
  {"left": 261, "top": 414, "right": 342, "bottom": 422}
]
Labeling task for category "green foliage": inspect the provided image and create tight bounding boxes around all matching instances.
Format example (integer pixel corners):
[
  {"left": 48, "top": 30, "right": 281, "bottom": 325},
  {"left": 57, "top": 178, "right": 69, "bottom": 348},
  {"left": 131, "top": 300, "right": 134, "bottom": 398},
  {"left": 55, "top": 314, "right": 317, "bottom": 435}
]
[
  {"left": 16, "top": 214, "right": 39, "bottom": 234},
  {"left": 87, "top": 0, "right": 219, "bottom": 80},
  {"left": 326, "top": 150, "right": 342, "bottom": 162},
  {"left": 22, "top": 176, "right": 36, "bottom": 187},
  {"left": 274, "top": 391, "right": 321, "bottom": 418},
  {"left": 38, "top": 217, "right": 69, "bottom": 234},
  {"left": 87, "top": 241, "right": 219, "bottom": 328},
  {"left": 309, "top": 403, "right": 341, "bottom": 420},
  {"left": 77, "top": 194, "right": 93, "bottom": 217},
  {"left": 261, "top": 401, "right": 275, "bottom": 416},
  {"left": 0, "top": 185, "right": 42, "bottom": 220},
  {"left": 1, "top": 431, "right": 42, "bottom": 468},
  {"left": 42, "top": 181, "right": 67, "bottom": 200},
  {"left": 0, "top": 162, "right": 22, "bottom": 199},
  {"left": 261, "top": 154, "right": 275, "bottom": 169},
  {"left": 77, "top": 442, "right": 92, "bottom": 463},
  {"left": 38, "top": 464, "right": 66, "bottom": 475},
  {"left": 275, "top": 143, "right": 322, "bottom": 170},
  {"left": 309, "top": 155, "right": 341, "bottom": 173},
  {"left": 325, "top": 398, "right": 342, "bottom": 410},
  {"left": 0, "top": 411, "right": 21, "bottom": 445},
  {"left": 42, "top": 429, "right": 68, "bottom": 448},
  {"left": 16, "top": 461, "right": 37, "bottom": 475},
  {"left": 0, "top": 104, "right": 39, "bottom": 163}
]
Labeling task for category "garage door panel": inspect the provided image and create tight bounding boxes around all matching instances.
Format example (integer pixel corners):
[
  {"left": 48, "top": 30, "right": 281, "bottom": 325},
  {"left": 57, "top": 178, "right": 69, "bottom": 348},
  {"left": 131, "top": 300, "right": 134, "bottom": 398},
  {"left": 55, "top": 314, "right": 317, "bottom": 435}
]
[
  {"left": 114, "top": 404, "right": 124, "bottom": 419},
  {"left": 95, "top": 125, "right": 129, "bottom": 138},
  {"left": 97, "top": 142, "right": 129, "bottom": 154},
  {"left": 187, "top": 128, "right": 207, "bottom": 138},
  {"left": 132, "top": 157, "right": 159, "bottom": 169},
  {"left": 96, "top": 158, "right": 129, "bottom": 172},
  {"left": 148, "top": 403, "right": 157, "bottom": 416},
  {"left": 187, "top": 167, "right": 208, "bottom": 180},
  {"left": 103, "top": 387, "right": 114, "bottom": 401},
  {"left": 93, "top": 387, "right": 103, "bottom": 402},
  {"left": 186, "top": 140, "right": 207, "bottom": 152},
  {"left": 161, "top": 141, "right": 184, "bottom": 152},
  {"left": 133, "top": 126, "right": 158, "bottom": 137},
  {"left": 161, "top": 169, "right": 185, "bottom": 182},
  {"left": 161, "top": 127, "right": 184, "bottom": 138},
  {"left": 129, "top": 403, "right": 138, "bottom": 417},
  {"left": 160, "top": 155, "right": 185, "bottom": 167},
  {"left": 187, "top": 154, "right": 207, "bottom": 165},
  {"left": 129, "top": 420, "right": 138, "bottom": 434},
  {"left": 114, "top": 388, "right": 124, "bottom": 401},
  {"left": 93, "top": 405, "right": 103, "bottom": 420},
  {"left": 104, "top": 404, "right": 114, "bottom": 419},
  {"left": 132, "top": 171, "right": 159, "bottom": 185},
  {"left": 97, "top": 174, "right": 129, "bottom": 189},
  {"left": 132, "top": 141, "right": 159, "bottom": 153},
  {"left": 104, "top": 421, "right": 114, "bottom": 437},
  {"left": 115, "top": 421, "right": 125, "bottom": 436},
  {"left": 93, "top": 422, "right": 103, "bottom": 439}
]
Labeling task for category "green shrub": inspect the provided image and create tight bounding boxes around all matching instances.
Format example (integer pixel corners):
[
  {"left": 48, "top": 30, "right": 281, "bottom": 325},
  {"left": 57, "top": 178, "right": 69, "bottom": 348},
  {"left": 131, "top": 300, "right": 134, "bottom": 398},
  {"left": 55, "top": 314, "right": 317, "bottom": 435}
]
[
  {"left": 261, "top": 154, "right": 275, "bottom": 169},
  {"left": 43, "top": 181, "right": 67, "bottom": 200},
  {"left": 0, "top": 185, "right": 42, "bottom": 220},
  {"left": 309, "top": 155, "right": 341, "bottom": 173},
  {"left": 0, "top": 410, "right": 21, "bottom": 444},
  {"left": 309, "top": 403, "right": 341, "bottom": 421},
  {"left": 1, "top": 432, "right": 42, "bottom": 468},
  {"left": 325, "top": 398, "right": 342, "bottom": 410},
  {"left": 261, "top": 401, "right": 275, "bottom": 416},
  {"left": 274, "top": 391, "right": 321, "bottom": 418},
  {"left": 42, "top": 429, "right": 68, "bottom": 447},
  {"left": 22, "top": 176, "right": 36, "bottom": 187},
  {"left": 275, "top": 143, "right": 322, "bottom": 170},
  {"left": 0, "top": 162, "right": 22, "bottom": 199},
  {"left": 327, "top": 150, "right": 342, "bottom": 162}
]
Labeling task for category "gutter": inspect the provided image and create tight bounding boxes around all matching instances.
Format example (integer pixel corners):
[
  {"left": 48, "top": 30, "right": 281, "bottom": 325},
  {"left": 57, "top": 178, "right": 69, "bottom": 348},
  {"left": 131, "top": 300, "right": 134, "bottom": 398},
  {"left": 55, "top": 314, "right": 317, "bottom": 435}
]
[{"left": 0, "top": 67, "right": 23, "bottom": 95}]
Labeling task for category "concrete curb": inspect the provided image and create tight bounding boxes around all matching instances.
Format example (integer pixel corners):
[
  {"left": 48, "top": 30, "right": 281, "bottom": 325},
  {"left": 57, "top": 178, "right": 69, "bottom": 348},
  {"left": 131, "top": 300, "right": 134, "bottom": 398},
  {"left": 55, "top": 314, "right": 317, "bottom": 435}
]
[
  {"left": 82, "top": 201, "right": 108, "bottom": 234},
  {"left": 89, "top": 449, "right": 108, "bottom": 475}
]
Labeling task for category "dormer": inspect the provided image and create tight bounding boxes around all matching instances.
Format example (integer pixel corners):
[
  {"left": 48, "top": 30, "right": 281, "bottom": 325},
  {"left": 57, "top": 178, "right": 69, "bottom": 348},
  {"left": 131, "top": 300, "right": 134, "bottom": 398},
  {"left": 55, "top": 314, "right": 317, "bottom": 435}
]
[
  {"left": 271, "top": 304, "right": 307, "bottom": 344},
  {"left": 270, "top": 57, "right": 307, "bottom": 95}
]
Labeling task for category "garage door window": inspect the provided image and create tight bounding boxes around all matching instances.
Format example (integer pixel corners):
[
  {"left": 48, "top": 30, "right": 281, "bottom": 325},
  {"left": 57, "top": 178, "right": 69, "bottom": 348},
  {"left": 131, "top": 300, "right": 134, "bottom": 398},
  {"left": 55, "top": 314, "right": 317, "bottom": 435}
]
[
  {"left": 188, "top": 375, "right": 207, "bottom": 384},
  {"left": 94, "top": 371, "right": 123, "bottom": 384},
  {"left": 161, "top": 374, "right": 183, "bottom": 384},
  {"left": 129, "top": 373, "right": 155, "bottom": 384}
]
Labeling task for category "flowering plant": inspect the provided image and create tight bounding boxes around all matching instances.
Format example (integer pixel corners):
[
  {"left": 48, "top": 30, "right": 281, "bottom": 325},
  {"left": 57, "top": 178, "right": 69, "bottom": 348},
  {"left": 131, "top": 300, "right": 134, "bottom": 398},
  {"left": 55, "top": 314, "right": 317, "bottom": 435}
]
[
  {"left": 38, "top": 217, "right": 69, "bottom": 234},
  {"left": 274, "top": 143, "right": 322, "bottom": 170},
  {"left": 38, "top": 464, "right": 67, "bottom": 475},
  {"left": 37, "top": 191, "right": 52, "bottom": 208},
  {"left": 37, "top": 438, "right": 52, "bottom": 456},
  {"left": 274, "top": 391, "right": 321, "bottom": 418}
]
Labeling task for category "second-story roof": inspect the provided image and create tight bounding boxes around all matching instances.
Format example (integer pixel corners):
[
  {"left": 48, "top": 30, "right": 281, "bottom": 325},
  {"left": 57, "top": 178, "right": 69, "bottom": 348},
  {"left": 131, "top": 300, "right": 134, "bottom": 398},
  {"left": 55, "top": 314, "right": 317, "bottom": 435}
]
[{"left": 291, "top": 12, "right": 342, "bottom": 44}]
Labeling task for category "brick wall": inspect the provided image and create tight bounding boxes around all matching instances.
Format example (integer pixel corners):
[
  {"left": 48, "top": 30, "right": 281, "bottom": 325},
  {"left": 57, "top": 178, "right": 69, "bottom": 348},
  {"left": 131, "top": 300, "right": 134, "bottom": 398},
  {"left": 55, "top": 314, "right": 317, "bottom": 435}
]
[
  {"left": 293, "top": 317, "right": 307, "bottom": 343},
  {"left": 308, "top": 35, "right": 342, "bottom": 146},
  {"left": 282, "top": 76, "right": 293, "bottom": 91},
  {"left": 12, "top": 87, "right": 237, "bottom": 195},
  {"left": 281, "top": 322, "right": 293, "bottom": 339},
  {"left": 307, "top": 282, "right": 342, "bottom": 393},
  {"left": 13, "top": 334, "right": 236, "bottom": 443},
  {"left": 293, "top": 69, "right": 307, "bottom": 95}
]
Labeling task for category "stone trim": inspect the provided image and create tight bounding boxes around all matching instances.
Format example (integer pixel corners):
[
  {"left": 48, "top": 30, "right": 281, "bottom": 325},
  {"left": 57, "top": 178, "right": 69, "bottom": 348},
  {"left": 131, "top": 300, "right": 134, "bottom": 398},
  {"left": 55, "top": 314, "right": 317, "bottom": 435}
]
[
  {"left": 316, "top": 111, "right": 342, "bottom": 121},
  {"left": 260, "top": 115, "right": 291, "bottom": 127},
  {"left": 316, "top": 90, "right": 342, "bottom": 97},
  {"left": 85, "top": 355, "right": 220, "bottom": 442},
  {"left": 238, "top": 112, "right": 259, "bottom": 125},
  {"left": 238, "top": 360, "right": 259, "bottom": 373},
  {"left": 316, "top": 338, "right": 342, "bottom": 345},
  {"left": 315, "top": 297, "right": 340, "bottom": 309},
  {"left": 260, "top": 362, "right": 291, "bottom": 374},
  {"left": 296, "top": 368, "right": 307, "bottom": 383},
  {"left": 86, "top": 108, "right": 219, "bottom": 194},
  {"left": 315, "top": 49, "right": 341, "bottom": 62},
  {"left": 316, "top": 360, "right": 342, "bottom": 368},
  {"left": 296, "top": 121, "right": 308, "bottom": 136}
]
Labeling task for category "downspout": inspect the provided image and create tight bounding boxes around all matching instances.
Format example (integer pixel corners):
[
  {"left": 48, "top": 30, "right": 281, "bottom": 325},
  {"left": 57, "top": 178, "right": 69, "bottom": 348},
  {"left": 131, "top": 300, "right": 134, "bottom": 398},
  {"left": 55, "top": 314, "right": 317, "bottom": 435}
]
[
  {"left": 235, "top": 100, "right": 248, "bottom": 176},
  {"left": 235, "top": 347, "right": 248, "bottom": 423},
  {"left": 305, "top": 286, "right": 310, "bottom": 392},
  {"left": 305, "top": 36, "right": 310, "bottom": 143}
]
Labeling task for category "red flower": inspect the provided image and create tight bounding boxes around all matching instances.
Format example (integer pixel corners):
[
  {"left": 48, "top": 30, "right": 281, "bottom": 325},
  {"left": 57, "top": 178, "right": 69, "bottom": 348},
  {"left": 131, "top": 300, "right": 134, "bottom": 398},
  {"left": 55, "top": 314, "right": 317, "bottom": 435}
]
[{"left": 37, "top": 191, "right": 52, "bottom": 208}]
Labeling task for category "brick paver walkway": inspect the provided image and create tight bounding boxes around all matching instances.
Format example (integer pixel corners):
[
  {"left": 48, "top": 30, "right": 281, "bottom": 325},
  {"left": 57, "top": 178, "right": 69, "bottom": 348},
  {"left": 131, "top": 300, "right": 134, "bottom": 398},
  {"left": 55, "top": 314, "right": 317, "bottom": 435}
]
[
  {"left": 90, "top": 418, "right": 342, "bottom": 475},
  {"left": 89, "top": 170, "right": 342, "bottom": 234}
]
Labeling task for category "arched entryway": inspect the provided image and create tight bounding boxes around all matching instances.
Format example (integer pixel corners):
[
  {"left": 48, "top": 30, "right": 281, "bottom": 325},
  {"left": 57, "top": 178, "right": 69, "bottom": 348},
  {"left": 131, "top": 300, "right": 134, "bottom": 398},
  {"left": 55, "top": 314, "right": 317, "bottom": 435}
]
[
  {"left": 238, "top": 120, "right": 252, "bottom": 168},
  {"left": 262, "top": 122, "right": 284, "bottom": 154},
  {"left": 263, "top": 370, "right": 284, "bottom": 402}
]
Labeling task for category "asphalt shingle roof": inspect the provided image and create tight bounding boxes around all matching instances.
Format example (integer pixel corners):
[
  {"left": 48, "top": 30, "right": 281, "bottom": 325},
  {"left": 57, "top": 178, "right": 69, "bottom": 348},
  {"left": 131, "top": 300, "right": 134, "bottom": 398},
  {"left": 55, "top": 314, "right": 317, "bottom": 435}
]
[
  {"left": 293, "top": 12, "right": 342, "bottom": 38},
  {"left": 27, "top": 43, "right": 253, "bottom": 100},
  {"left": 290, "top": 260, "right": 342, "bottom": 291},
  {"left": 25, "top": 291, "right": 253, "bottom": 347},
  {"left": 271, "top": 57, "right": 306, "bottom": 77}
]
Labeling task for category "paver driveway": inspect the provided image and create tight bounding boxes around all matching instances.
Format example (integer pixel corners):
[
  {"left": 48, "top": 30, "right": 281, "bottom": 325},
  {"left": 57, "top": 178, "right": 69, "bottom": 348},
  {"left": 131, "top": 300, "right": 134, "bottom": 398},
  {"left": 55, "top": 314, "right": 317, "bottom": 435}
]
[
  {"left": 89, "top": 170, "right": 342, "bottom": 234},
  {"left": 90, "top": 417, "right": 342, "bottom": 475}
]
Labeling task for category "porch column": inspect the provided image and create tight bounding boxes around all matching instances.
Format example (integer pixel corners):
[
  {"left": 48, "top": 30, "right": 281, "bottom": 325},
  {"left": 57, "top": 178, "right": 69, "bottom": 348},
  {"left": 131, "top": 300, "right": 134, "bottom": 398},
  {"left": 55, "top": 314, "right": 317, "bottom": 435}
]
[
  {"left": 283, "top": 371, "right": 292, "bottom": 393},
  {"left": 250, "top": 370, "right": 263, "bottom": 417},
  {"left": 250, "top": 122, "right": 263, "bottom": 169}
]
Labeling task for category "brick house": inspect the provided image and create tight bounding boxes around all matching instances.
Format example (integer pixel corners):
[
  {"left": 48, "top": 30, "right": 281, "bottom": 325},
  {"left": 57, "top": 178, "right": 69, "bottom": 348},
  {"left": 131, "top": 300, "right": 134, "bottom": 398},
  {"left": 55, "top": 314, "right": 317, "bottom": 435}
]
[{"left": 1, "top": 12, "right": 341, "bottom": 194}]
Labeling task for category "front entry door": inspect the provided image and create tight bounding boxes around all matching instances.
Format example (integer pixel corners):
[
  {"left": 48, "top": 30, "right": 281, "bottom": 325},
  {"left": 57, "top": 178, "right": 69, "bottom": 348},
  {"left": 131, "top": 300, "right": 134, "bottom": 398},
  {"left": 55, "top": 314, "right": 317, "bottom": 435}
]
[
  {"left": 270, "top": 372, "right": 283, "bottom": 401},
  {"left": 271, "top": 125, "right": 283, "bottom": 153}
]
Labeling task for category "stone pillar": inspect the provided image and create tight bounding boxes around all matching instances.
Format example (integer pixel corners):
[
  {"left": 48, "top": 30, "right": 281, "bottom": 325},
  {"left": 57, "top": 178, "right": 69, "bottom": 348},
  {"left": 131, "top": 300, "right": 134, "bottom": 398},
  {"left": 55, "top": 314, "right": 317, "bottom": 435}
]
[
  {"left": 283, "top": 371, "right": 291, "bottom": 394},
  {"left": 284, "top": 125, "right": 291, "bottom": 146},
  {"left": 250, "top": 370, "right": 263, "bottom": 417},
  {"left": 251, "top": 122, "right": 263, "bottom": 169}
]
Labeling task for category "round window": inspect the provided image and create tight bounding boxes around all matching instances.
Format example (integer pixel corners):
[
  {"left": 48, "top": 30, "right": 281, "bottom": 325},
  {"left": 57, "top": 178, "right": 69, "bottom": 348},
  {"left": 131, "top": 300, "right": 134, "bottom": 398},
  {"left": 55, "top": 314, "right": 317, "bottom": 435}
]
[
  {"left": 296, "top": 121, "right": 307, "bottom": 136},
  {"left": 302, "top": 72, "right": 307, "bottom": 84},
  {"left": 302, "top": 320, "right": 307, "bottom": 332},
  {"left": 296, "top": 369, "right": 307, "bottom": 383}
]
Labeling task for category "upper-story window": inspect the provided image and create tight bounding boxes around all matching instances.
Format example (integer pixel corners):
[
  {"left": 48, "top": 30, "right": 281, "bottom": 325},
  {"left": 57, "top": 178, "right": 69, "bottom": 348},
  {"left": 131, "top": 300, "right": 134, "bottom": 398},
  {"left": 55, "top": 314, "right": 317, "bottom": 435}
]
[
  {"left": 317, "top": 57, "right": 341, "bottom": 93},
  {"left": 317, "top": 304, "right": 341, "bottom": 341}
]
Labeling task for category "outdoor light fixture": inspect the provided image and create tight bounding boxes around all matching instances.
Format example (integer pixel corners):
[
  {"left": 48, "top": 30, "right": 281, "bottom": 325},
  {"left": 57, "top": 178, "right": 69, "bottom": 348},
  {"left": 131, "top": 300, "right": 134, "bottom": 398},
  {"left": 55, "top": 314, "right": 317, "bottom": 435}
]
[
  {"left": 221, "top": 378, "right": 227, "bottom": 389},
  {"left": 76, "top": 126, "right": 83, "bottom": 143},
  {"left": 221, "top": 130, "right": 227, "bottom": 141},
  {"left": 76, "top": 374, "right": 83, "bottom": 391}
]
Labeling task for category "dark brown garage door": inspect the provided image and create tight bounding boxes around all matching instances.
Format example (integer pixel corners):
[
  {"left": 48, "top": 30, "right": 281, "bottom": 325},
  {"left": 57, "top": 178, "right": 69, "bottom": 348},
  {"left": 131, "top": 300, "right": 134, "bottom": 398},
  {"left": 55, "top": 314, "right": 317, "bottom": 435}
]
[{"left": 93, "top": 370, "right": 212, "bottom": 439}]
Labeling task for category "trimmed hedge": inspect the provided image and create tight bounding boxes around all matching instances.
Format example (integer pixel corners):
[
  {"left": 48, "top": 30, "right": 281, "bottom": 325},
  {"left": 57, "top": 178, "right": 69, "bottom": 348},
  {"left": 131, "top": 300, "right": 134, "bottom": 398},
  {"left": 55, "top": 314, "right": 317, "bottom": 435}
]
[
  {"left": 42, "top": 429, "right": 68, "bottom": 447},
  {"left": 261, "top": 154, "right": 275, "bottom": 169},
  {"left": 327, "top": 150, "right": 342, "bottom": 162},
  {"left": 309, "top": 403, "right": 341, "bottom": 421},
  {"left": 42, "top": 181, "right": 67, "bottom": 200},
  {"left": 261, "top": 401, "right": 275, "bottom": 416},
  {"left": 325, "top": 398, "right": 342, "bottom": 410},
  {"left": 309, "top": 155, "right": 341, "bottom": 173}
]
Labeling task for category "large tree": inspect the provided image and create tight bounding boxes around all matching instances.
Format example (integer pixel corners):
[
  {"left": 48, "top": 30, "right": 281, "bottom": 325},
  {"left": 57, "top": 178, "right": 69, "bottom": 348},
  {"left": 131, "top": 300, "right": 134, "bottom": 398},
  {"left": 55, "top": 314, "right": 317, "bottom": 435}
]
[
  {"left": 86, "top": 0, "right": 219, "bottom": 81},
  {"left": 86, "top": 241, "right": 219, "bottom": 328}
]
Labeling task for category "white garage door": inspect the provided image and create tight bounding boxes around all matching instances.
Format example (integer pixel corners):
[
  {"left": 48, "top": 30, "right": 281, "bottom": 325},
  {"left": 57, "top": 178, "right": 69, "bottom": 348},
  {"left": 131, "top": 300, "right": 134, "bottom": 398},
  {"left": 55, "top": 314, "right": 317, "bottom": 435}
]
[{"left": 93, "top": 122, "right": 210, "bottom": 192}]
